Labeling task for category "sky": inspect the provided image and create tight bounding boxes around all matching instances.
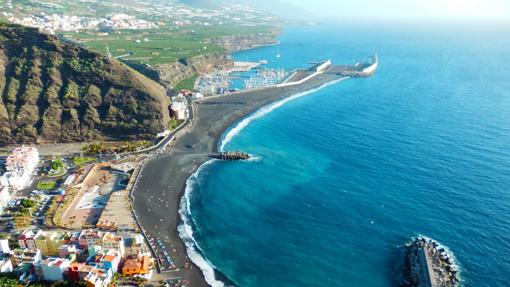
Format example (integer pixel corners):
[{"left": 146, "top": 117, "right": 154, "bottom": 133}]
[{"left": 286, "top": 0, "right": 510, "bottom": 20}]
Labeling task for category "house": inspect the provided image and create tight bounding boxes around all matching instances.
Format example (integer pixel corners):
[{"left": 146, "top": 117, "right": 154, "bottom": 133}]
[
  {"left": 34, "top": 231, "right": 69, "bottom": 256},
  {"left": 11, "top": 248, "right": 41, "bottom": 267},
  {"left": 68, "top": 263, "right": 92, "bottom": 282},
  {"left": 99, "top": 249, "right": 120, "bottom": 273},
  {"left": 101, "top": 233, "right": 125, "bottom": 257},
  {"left": 18, "top": 229, "right": 43, "bottom": 250},
  {"left": 79, "top": 230, "right": 125, "bottom": 257},
  {"left": 84, "top": 267, "right": 111, "bottom": 287},
  {"left": 79, "top": 230, "right": 104, "bottom": 249},
  {"left": 58, "top": 244, "right": 79, "bottom": 259},
  {"left": 40, "top": 257, "right": 70, "bottom": 281},
  {"left": 122, "top": 254, "right": 151, "bottom": 276}
]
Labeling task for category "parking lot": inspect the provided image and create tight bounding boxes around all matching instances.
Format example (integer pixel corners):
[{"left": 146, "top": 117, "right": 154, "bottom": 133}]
[{"left": 0, "top": 192, "right": 56, "bottom": 233}]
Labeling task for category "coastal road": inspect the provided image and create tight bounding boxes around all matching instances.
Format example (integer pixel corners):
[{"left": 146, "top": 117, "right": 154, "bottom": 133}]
[{"left": 131, "top": 70, "right": 348, "bottom": 286}]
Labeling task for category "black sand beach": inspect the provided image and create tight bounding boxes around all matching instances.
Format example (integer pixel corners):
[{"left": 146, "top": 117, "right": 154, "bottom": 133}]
[{"left": 131, "top": 71, "right": 346, "bottom": 286}]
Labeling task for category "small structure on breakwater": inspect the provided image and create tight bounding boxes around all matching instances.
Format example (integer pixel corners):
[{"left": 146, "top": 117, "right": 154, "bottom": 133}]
[
  {"left": 401, "top": 237, "right": 459, "bottom": 287},
  {"left": 210, "top": 151, "right": 250, "bottom": 161}
]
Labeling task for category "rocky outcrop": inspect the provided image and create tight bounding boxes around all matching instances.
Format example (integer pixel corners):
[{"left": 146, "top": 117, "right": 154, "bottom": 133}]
[
  {"left": 0, "top": 24, "right": 170, "bottom": 144},
  {"left": 151, "top": 52, "right": 234, "bottom": 89},
  {"left": 207, "top": 30, "right": 280, "bottom": 52}
]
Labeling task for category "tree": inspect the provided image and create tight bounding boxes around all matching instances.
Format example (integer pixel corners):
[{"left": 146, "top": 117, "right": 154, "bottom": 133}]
[{"left": 51, "top": 157, "right": 64, "bottom": 170}]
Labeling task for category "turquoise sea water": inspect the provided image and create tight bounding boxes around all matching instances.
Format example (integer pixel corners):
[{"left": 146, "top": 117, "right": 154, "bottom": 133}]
[{"left": 182, "top": 23, "right": 510, "bottom": 286}]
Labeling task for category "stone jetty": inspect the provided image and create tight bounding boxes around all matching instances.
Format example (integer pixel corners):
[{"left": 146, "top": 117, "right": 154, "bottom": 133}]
[
  {"left": 210, "top": 151, "right": 250, "bottom": 160},
  {"left": 401, "top": 237, "right": 459, "bottom": 287}
]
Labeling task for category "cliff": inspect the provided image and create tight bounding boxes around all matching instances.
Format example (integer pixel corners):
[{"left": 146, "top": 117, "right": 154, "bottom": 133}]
[
  {"left": 0, "top": 24, "right": 170, "bottom": 144},
  {"left": 150, "top": 52, "right": 233, "bottom": 89},
  {"left": 207, "top": 30, "right": 280, "bottom": 52},
  {"left": 144, "top": 30, "right": 280, "bottom": 89}
]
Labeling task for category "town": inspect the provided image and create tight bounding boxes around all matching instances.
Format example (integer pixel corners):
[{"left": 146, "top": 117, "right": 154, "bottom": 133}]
[
  {"left": 0, "top": 0, "right": 279, "bottom": 34},
  {"left": 0, "top": 144, "right": 187, "bottom": 286}
]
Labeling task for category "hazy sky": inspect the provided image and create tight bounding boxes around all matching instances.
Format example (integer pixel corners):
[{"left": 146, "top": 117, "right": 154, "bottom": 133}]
[{"left": 287, "top": 0, "right": 510, "bottom": 20}]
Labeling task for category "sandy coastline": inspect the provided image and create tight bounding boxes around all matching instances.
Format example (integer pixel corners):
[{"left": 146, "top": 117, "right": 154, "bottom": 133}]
[{"left": 131, "top": 71, "right": 347, "bottom": 286}]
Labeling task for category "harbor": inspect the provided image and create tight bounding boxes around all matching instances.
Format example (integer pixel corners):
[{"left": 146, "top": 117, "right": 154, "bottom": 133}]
[{"left": 192, "top": 55, "right": 378, "bottom": 97}]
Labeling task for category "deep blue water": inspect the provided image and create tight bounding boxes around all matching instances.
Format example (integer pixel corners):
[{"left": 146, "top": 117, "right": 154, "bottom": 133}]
[{"left": 184, "top": 23, "right": 510, "bottom": 286}]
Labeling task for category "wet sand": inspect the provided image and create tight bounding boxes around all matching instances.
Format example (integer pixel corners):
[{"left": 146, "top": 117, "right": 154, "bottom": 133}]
[{"left": 131, "top": 71, "right": 346, "bottom": 286}]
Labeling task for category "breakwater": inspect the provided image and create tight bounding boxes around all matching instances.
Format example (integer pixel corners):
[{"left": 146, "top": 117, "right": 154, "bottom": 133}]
[
  {"left": 210, "top": 151, "right": 250, "bottom": 160},
  {"left": 401, "top": 237, "right": 459, "bottom": 287}
]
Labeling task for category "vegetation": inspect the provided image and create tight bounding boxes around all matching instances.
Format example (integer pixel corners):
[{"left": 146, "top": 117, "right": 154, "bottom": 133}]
[
  {"left": 60, "top": 22, "right": 278, "bottom": 65},
  {"left": 37, "top": 180, "right": 57, "bottom": 190},
  {"left": 168, "top": 118, "right": 184, "bottom": 130},
  {"left": 174, "top": 74, "right": 198, "bottom": 91},
  {"left": 20, "top": 198, "right": 37, "bottom": 208},
  {"left": 0, "top": 24, "right": 168, "bottom": 144},
  {"left": 73, "top": 156, "right": 96, "bottom": 166},
  {"left": 0, "top": 273, "right": 86, "bottom": 286},
  {"left": 117, "top": 141, "right": 152, "bottom": 153},
  {"left": 51, "top": 157, "right": 65, "bottom": 170},
  {"left": 82, "top": 142, "right": 106, "bottom": 155},
  {"left": 48, "top": 157, "right": 66, "bottom": 177}
]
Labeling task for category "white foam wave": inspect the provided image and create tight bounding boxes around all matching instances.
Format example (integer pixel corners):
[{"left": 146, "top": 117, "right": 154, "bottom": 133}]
[
  {"left": 247, "top": 154, "right": 262, "bottom": 162},
  {"left": 178, "top": 160, "right": 225, "bottom": 287},
  {"left": 219, "top": 77, "right": 349, "bottom": 151},
  {"left": 179, "top": 77, "right": 349, "bottom": 286}
]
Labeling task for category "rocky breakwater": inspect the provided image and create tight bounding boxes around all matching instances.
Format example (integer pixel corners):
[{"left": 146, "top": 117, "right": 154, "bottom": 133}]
[
  {"left": 210, "top": 151, "right": 250, "bottom": 161},
  {"left": 401, "top": 237, "right": 459, "bottom": 287}
]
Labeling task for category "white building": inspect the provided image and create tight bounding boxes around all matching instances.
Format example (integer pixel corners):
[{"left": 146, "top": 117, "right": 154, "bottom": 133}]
[
  {"left": 5, "top": 146, "right": 39, "bottom": 173},
  {"left": 0, "top": 186, "right": 10, "bottom": 214},
  {"left": 0, "top": 258, "right": 13, "bottom": 273},
  {"left": 41, "top": 257, "right": 70, "bottom": 281},
  {"left": 170, "top": 96, "right": 188, "bottom": 121},
  {"left": 0, "top": 238, "right": 10, "bottom": 255},
  {"left": 1, "top": 146, "right": 39, "bottom": 190}
]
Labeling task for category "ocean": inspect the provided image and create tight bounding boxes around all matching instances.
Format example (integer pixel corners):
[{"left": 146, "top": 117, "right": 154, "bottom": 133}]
[{"left": 179, "top": 22, "right": 510, "bottom": 286}]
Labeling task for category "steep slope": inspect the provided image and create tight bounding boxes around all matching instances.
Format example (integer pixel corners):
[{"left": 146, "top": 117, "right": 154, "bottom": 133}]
[{"left": 0, "top": 24, "right": 170, "bottom": 144}]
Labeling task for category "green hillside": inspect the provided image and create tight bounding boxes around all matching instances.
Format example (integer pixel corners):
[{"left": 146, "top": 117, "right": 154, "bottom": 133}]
[{"left": 0, "top": 24, "right": 170, "bottom": 144}]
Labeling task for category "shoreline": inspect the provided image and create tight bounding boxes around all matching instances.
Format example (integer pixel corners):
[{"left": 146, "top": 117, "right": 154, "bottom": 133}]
[
  {"left": 179, "top": 77, "right": 350, "bottom": 286},
  {"left": 131, "top": 71, "right": 349, "bottom": 286}
]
